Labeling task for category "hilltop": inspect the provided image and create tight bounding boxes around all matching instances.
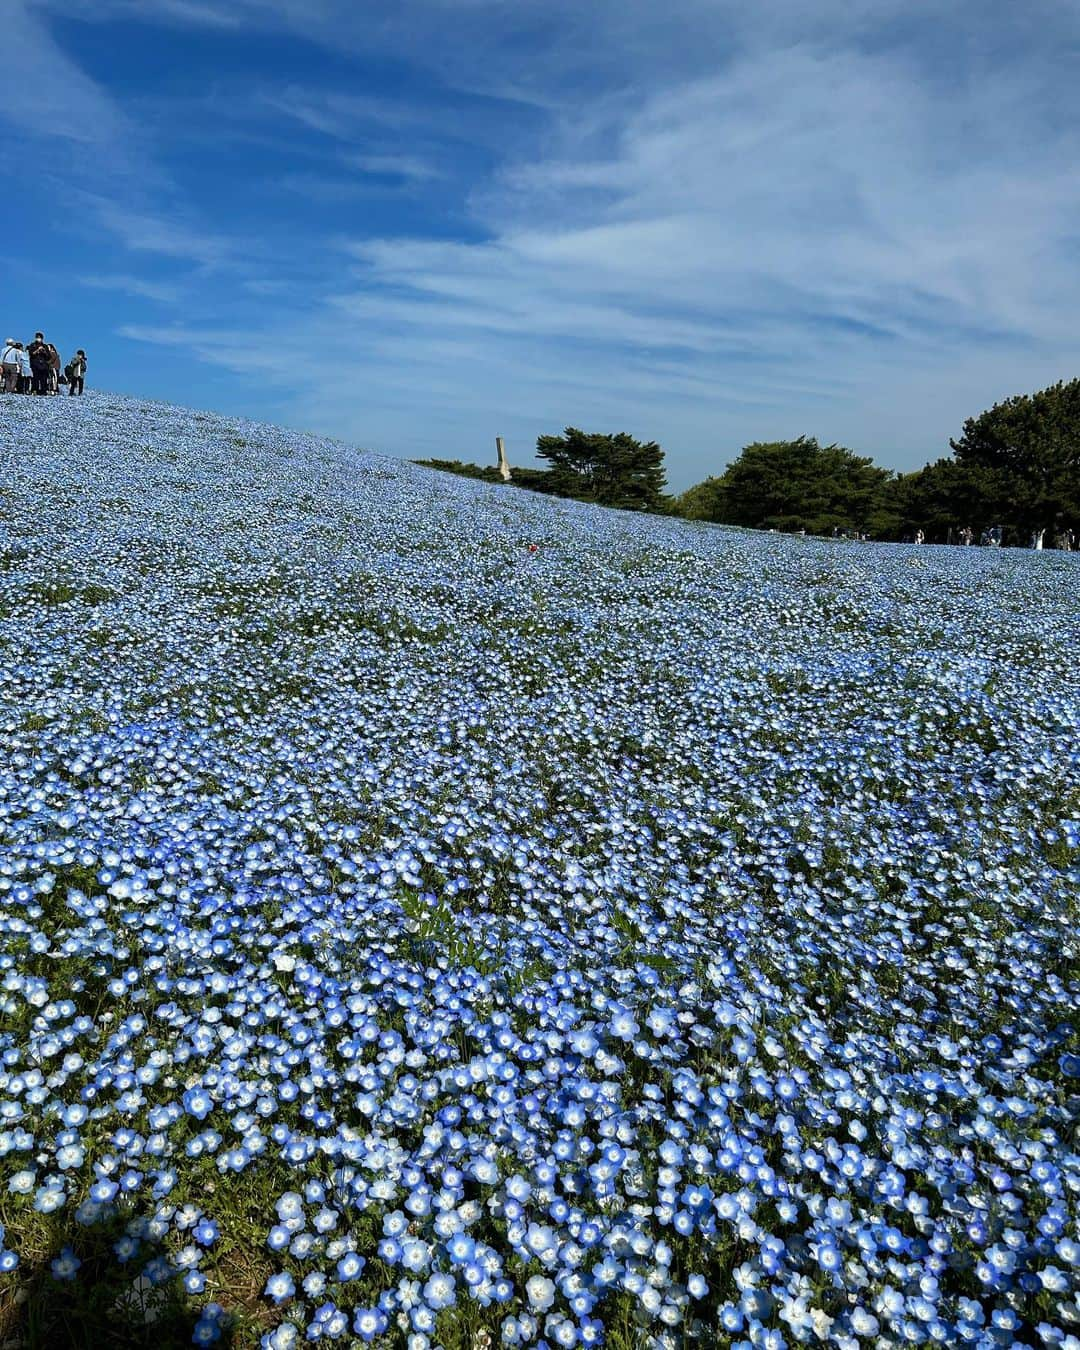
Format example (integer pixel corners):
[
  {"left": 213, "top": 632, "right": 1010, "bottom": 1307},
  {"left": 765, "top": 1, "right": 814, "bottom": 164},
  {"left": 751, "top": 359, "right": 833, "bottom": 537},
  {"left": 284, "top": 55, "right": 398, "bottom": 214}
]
[{"left": 0, "top": 392, "right": 1077, "bottom": 1349}]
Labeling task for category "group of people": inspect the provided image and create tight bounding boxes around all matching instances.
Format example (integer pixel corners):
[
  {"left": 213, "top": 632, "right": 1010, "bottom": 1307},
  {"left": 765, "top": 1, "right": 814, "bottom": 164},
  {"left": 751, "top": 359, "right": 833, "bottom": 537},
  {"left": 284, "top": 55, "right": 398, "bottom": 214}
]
[
  {"left": 898, "top": 525, "right": 985, "bottom": 546},
  {"left": 964, "top": 525, "right": 1076, "bottom": 550},
  {"left": 904, "top": 524, "right": 1075, "bottom": 550},
  {"left": 1, "top": 333, "right": 87, "bottom": 396}
]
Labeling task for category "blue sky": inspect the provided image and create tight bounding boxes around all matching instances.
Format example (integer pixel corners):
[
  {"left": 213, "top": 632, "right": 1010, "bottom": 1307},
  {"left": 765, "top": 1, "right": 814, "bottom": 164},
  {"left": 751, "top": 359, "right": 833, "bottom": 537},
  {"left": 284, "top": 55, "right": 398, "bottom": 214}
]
[{"left": 5, "top": 1, "right": 1080, "bottom": 489}]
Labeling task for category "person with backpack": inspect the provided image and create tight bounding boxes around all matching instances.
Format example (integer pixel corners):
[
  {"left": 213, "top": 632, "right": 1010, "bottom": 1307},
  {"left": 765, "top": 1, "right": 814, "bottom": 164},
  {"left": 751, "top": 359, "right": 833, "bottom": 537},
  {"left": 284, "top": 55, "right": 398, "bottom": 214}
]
[
  {"left": 28, "top": 333, "right": 51, "bottom": 395},
  {"left": 1, "top": 339, "right": 19, "bottom": 394},
  {"left": 66, "top": 350, "right": 87, "bottom": 396}
]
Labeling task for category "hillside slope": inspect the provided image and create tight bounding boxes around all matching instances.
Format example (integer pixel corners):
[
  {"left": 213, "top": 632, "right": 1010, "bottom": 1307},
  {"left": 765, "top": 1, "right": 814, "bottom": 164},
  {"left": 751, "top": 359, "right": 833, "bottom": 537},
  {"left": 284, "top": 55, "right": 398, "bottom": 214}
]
[{"left": 0, "top": 393, "right": 1077, "bottom": 1348}]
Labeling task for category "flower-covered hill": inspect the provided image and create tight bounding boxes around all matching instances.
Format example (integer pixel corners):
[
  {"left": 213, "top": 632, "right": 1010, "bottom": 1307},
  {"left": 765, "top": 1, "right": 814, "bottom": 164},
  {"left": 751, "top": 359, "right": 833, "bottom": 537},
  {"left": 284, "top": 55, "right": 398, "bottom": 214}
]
[{"left": 0, "top": 391, "right": 1077, "bottom": 1349}]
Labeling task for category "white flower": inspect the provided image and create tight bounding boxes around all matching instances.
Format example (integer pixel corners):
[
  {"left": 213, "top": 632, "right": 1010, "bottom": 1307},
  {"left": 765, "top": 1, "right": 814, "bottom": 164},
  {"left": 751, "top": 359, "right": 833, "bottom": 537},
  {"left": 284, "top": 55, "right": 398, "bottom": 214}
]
[
  {"left": 810, "top": 1307, "right": 834, "bottom": 1340},
  {"left": 525, "top": 1276, "right": 555, "bottom": 1312}
]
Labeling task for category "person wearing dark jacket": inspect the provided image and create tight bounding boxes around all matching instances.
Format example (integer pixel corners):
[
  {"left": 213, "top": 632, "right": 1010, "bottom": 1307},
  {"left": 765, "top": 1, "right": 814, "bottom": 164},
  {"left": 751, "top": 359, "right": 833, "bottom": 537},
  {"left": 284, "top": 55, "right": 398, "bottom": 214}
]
[
  {"left": 28, "top": 334, "right": 51, "bottom": 395},
  {"left": 67, "top": 350, "right": 87, "bottom": 396}
]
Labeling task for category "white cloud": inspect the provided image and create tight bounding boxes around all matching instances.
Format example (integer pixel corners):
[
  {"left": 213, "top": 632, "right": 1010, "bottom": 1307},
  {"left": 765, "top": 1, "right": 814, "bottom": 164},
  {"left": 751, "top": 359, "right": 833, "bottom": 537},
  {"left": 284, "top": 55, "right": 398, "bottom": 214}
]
[
  {"left": 0, "top": 9, "right": 226, "bottom": 275},
  {"left": 36, "top": 1, "right": 1080, "bottom": 484},
  {"left": 319, "top": 35, "right": 1080, "bottom": 478},
  {"left": 80, "top": 275, "right": 184, "bottom": 304},
  {"left": 348, "top": 153, "right": 445, "bottom": 183},
  {"left": 0, "top": 7, "right": 129, "bottom": 151},
  {"left": 81, "top": 196, "right": 233, "bottom": 268}
]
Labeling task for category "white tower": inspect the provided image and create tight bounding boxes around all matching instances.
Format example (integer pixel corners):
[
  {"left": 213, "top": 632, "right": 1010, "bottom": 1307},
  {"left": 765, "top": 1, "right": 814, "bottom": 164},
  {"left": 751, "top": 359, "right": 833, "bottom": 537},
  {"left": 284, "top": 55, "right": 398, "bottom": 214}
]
[{"left": 495, "top": 436, "right": 512, "bottom": 482}]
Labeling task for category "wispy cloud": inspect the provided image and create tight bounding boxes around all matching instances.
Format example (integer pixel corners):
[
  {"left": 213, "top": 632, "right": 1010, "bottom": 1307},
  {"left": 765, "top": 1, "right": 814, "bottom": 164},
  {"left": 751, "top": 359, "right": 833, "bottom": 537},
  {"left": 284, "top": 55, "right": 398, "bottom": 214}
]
[
  {"left": 80, "top": 274, "right": 185, "bottom": 304},
  {"left": 258, "top": 89, "right": 433, "bottom": 140},
  {"left": 18, "top": 1, "right": 1080, "bottom": 483},
  {"left": 349, "top": 153, "right": 445, "bottom": 183},
  {"left": 148, "top": 0, "right": 245, "bottom": 26},
  {"left": 0, "top": 7, "right": 129, "bottom": 152},
  {"left": 81, "top": 196, "right": 233, "bottom": 268},
  {"left": 232, "top": 34, "right": 1079, "bottom": 475},
  {"left": 117, "top": 323, "right": 290, "bottom": 377},
  {"left": 1, "top": 9, "right": 226, "bottom": 280}
]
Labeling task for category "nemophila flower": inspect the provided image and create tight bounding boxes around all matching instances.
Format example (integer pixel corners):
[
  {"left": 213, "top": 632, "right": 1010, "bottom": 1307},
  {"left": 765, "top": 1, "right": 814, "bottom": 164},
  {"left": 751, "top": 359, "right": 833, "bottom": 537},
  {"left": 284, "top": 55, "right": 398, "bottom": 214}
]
[
  {"left": 275, "top": 1192, "right": 304, "bottom": 1222},
  {"left": 422, "top": 1271, "right": 456, "bottom": 1310},
  {"left": 182, "top": 1088, "right": 212, "bottom": 1121},
  {"left": 34, "top": 1185, "right": 66, "bottom": 1215},
  {"left": 7, "top": 1170, "right": 35, "bottom": 1195},
  {"left": 401, "top": 1239, "right": 430, "bottom": 1273},
  {"left": 505, "top": 1174, "right": 532, "bottom": 1203},
  {"left": 192, "top": 1317, "right": 221, "bottom": 1346},
  {"left": 144, "top": 1256, "right": 173, "bottom": 1286},
  {"left": 263, "top": 1271, "right": 295, "bottom": 1305},
  {"left": 383, "top": 1210, "right": 409, "bottom": 1238},
  {"left": 1, "top": 394, "right": 1079, "bottom": 1346},
  {"left": 302, "top": 1272, "right": 327, "bottom": 1299},
  {"left": 378, "top": 1237, "right": 402, "bottom": 1264},
  {"left": 50, "top": 1247, "right": 80, "bottom": 1280},
  {"left": 352, "top": 1308, "right": 387, "bottom": 1341},
  {"left": 446, "top": 1232, "right": 475, "bottom": 1264},
  {"left": 526, "top": 1276, "right": 556, "bottom": 1312},
  {"left": 260, "top": 1323, "right": 300, "bottom": 1350},
  {"left": 336, "top": 1251, "right": 365, "bottom": 1282}
]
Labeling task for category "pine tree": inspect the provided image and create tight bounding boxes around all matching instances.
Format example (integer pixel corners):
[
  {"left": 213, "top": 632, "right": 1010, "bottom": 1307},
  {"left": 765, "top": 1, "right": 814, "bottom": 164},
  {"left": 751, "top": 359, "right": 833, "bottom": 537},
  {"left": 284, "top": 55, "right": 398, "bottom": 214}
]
[{"left": 535, "top": 428, "right": 667, "bottom": 511}]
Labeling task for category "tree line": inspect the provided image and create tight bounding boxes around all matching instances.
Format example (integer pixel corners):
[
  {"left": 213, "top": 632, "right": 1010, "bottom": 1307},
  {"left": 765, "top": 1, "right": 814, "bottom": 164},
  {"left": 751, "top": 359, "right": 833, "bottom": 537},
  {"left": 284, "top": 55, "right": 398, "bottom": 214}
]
[{"left": 417, "top": 377, "right": 1080, "bottom": 545}]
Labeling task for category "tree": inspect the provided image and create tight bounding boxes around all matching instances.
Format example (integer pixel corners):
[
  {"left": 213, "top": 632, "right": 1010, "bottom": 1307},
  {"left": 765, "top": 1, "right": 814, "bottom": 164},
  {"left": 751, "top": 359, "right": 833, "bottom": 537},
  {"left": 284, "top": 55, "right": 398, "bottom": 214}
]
[
  {"left": 535, "top": 428, "right": 667, "bottom": 511},
  {"left": 678, "top": 437, "right": 895, "bottom": 535},
  {"left": 884, "top": 457, "right": 1007, "bottom": 542},
  {"left": 949, "top": 379, "right": 1080, "bottom": 535},
  {"left": 414, "top": 458, "right": 500, "bottom": 482},
  {"left": 677, "top": 476, "right": 728, "bottom": 523}
]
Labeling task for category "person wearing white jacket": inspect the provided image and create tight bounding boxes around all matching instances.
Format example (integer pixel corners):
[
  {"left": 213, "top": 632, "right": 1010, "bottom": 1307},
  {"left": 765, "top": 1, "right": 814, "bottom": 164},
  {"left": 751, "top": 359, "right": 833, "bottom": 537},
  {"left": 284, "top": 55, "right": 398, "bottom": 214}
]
[{"left": 1, "top": 339, "right": 19, "bottom": 394}]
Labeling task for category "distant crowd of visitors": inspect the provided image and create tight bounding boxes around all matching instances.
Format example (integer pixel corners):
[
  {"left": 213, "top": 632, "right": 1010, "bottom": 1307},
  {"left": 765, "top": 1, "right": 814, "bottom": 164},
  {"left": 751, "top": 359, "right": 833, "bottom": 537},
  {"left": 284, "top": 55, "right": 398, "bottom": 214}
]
[
  {"left": 934, "top": 524, "right": 1075, "bottom": 550},
  {"left": 1, "top": 333, "right": 88, "bottom": 397},
  {"left": 832, "top": 523, "right": 1075, "bottom": 550}
]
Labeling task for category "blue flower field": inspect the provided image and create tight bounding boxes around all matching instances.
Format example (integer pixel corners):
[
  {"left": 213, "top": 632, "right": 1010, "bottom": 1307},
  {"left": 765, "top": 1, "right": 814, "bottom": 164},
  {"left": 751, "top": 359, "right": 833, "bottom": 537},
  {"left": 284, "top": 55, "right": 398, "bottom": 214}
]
[{"left": 0, "top": 393, "right": 1077, "bottom": 1349}]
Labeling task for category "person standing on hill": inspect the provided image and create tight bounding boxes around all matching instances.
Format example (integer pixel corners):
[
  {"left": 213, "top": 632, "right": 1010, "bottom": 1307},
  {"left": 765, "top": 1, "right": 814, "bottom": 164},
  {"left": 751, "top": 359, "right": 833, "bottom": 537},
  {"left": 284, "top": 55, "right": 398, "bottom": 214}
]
[
  {"left": 28, "top": 333, "right": 51, "bottom": 395},
  {"left": 67, "top": 350, "right": 87, "bottom": 396},
  {"left": 17, "top": 343, "right": 31, "bottom": 393},
  {"left": 47, "top": 344, "right": 61, "bottom": 394},
  {"left": 1, "top": 339, "right": 19, "bottom": 394}
]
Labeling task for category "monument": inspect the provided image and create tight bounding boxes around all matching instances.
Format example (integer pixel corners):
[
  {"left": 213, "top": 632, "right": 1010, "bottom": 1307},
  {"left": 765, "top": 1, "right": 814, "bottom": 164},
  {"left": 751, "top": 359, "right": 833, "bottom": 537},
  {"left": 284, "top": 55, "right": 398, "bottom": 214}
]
[{"left": 495, "top": 436, "right": 512, "bottom": 482}]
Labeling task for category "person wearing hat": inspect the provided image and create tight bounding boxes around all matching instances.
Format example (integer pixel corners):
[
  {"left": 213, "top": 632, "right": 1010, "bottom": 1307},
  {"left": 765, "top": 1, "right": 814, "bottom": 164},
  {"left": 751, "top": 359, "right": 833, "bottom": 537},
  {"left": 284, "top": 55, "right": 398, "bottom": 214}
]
[
  {"left": 67, "top": 350, "right": 87, "bottom": 396},
  {"left": 1, "top": 338, "right": 19, "bottom": 394}
]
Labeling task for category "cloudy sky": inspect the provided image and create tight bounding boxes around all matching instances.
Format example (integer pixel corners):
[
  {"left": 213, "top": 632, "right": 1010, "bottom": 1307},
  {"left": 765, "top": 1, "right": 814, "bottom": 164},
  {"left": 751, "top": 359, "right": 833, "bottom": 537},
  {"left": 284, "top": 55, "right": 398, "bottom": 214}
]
[{"left": 5, "top": 1, "right": 1079, "bottom": 488}]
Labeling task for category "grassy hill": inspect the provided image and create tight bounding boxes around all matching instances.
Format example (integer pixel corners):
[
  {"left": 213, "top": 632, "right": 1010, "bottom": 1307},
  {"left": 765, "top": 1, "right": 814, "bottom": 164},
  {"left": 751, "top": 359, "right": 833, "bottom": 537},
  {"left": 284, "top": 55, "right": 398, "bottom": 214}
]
[{"left": 0, "top": 393, "right": 1077, "bottom": 1348}]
